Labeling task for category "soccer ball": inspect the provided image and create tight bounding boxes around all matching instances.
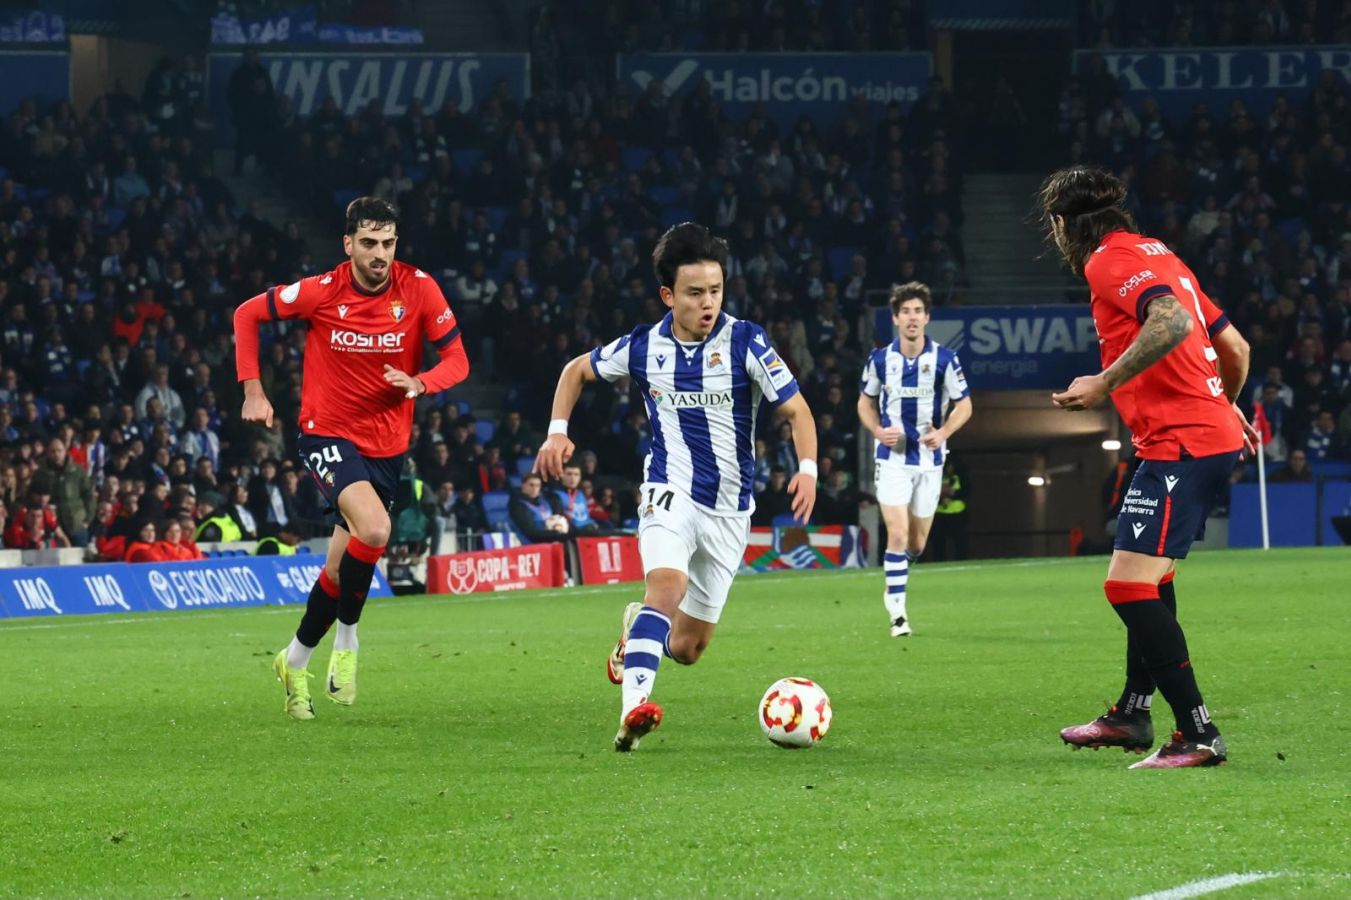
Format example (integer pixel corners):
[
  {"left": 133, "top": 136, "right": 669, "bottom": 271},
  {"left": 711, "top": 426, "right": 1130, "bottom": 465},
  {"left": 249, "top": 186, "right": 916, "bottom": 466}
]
[{"left": 759, "top": 677, "right": 832, "bottom": 749}]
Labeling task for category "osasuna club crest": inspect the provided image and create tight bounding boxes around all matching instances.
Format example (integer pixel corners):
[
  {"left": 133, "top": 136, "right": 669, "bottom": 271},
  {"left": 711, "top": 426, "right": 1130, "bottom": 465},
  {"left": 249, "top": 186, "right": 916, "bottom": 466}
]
[{"left": 389, "top": 299, "right": 407, "bottom": 321}]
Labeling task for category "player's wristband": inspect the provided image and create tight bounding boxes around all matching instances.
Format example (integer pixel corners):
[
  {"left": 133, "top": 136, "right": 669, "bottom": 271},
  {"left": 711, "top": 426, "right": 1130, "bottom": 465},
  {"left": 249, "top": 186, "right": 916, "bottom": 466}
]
[
  {"left": 798, "top": 459, "right": 818, "bottom": 478},
  {"left": 547, "top": 419, "right": 569, "bottom": 437}
]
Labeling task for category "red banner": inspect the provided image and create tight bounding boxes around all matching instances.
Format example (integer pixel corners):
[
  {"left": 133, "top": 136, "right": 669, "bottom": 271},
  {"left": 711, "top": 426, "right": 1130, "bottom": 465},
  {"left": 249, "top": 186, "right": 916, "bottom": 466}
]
[
  {"left": 427, "top": 543, "right": 566, "bottom": 595},
  {"left": 575, "top": 535, "right": 644, "bottom": 585}
]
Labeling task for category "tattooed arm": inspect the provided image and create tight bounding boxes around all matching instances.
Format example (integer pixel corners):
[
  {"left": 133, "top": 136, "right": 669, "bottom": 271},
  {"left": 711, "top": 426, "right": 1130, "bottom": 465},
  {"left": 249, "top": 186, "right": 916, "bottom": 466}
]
[{"left": 1052, "top": 295, "right": 1192, "bottom": 411}]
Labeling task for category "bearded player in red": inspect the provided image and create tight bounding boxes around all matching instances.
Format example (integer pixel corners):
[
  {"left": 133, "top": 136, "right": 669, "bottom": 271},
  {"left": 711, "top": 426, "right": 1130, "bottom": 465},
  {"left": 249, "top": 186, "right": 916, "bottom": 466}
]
[
  {"left": 235, "top": 197, "right": 469, "bottom": 720},
  {"left": 1040, "top": 167, "right": 1259, "bottom": 768}
]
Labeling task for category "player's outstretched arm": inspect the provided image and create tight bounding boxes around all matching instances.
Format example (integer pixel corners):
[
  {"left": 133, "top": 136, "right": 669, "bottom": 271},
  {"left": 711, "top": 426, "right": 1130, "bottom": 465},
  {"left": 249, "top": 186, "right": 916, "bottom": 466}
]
[
  {"left": 857, "top": 392, "right": 901, "bottom": 448},
  {"left": 1213, "top": 324, "right": 1260, "bottom": 454},
  {"left": 921, "top": 396, "right": 973, "bottom": 449},
  {"left": 1211, "top": 323, "right": 1250, "bottom": 403},
  {"left": 1053, "top": 295, "right": 1192, "bottom": 411},
  {"left": 233, "top": 294, "right": 275, "bottom": 427},
  {"left": 779, "top": 393, "right": 818, "bottom": 523},
  {"left": 404, "top": 327, "right": 471, "bottom": 397},
  {"left": 533, "top": 353, "right": 598, "bottom": 480}
]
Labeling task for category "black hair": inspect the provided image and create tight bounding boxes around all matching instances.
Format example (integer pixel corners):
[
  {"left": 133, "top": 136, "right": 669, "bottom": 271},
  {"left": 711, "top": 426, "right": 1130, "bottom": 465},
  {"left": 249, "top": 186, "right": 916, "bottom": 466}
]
[
  {"left": 651, "top": 222, "right": 729, "bottom": 290},
  {"left": 345, "top": 196, "right": 399, "bottom": 236},
  {"left": 889, "top": 281, "right": 932, "bottom": 315},
  {"left": 1035, "top": 166, "right": 1138, "bottom": 276}
]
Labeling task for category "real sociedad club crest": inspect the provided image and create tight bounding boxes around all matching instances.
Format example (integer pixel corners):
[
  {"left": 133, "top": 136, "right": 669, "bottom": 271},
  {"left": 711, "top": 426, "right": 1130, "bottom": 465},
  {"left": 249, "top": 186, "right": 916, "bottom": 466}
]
[
  {"left": 707, "top": 351, "right": 723, "bottom": 369},
  {"left": 389, "top": 298, "right": 406, "bottom": 322}
]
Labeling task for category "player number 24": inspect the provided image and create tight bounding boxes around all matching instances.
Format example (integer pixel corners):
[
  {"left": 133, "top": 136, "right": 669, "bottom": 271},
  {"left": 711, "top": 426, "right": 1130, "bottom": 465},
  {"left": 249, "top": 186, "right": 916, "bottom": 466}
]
[{"left": 307, "top": 444, "right": 343, "bottom": 478}]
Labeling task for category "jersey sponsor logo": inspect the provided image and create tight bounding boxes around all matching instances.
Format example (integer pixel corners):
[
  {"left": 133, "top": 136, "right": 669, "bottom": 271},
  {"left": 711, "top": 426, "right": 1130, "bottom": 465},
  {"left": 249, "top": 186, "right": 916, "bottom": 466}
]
[
  {"left": 320, "top": 275, "right": 333, "bottom": 285},
  {"left": 760, "top": 349, "right": 785, "bottom": 372},
  {"left": 649, "top": 388, "right": 733, "bottom": 409},
  {"left": 1164, "top": 474, "right": 1179, "bottom": 493},
  {"left": 415, "top": 268, "right": 428, "bottom": 278},
  {"left": 1131, "top": 521, "right": 1147, "bottom": 539},
  {"left": 655, "top": 354, "right": 667, "bottom": 368},
  {"left": 1118, "top": 269, "right": 1158, "bottom": 297},
  {"left": 280, "top": 281, "right": 301, "bottom": 304},
  {"left": 887, "top": 386, "right": 936, "bottom": 399},
  {"left": 753, "top": 332, "right": 767, "bottom": 347},
  {"left": 389, "top": 299, "right": 406, "bottom": 321},
  {"left": 338, "top": 304, "right": 349, "bottom": 319},
  {"left": 435, "top": 307, "right": 453, "bottom": 325},
  {"left": 329, "top": 329, "right": 406, "bottom": 351}
]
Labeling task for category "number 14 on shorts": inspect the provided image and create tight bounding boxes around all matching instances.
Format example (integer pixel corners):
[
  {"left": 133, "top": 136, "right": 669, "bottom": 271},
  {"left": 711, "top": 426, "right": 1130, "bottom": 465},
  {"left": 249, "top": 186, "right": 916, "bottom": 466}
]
[{"left": 643, "top": 487, "right": 674, "bottom": 517}]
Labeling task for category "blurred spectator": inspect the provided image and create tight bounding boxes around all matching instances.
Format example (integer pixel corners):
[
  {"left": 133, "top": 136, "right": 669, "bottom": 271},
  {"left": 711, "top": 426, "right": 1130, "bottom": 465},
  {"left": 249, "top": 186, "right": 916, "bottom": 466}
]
[
  {"left": 1304, "top": 410, "right": 1340, "bottom": 460},
  {"left": 1270, "top": 448, "right": 1314, "bottom": 482},
  {"left": 135, "top": 365, "right": 187, "bottom": 430},
  {"left": 751, "top": 466, "right": 793, "bottom": 526},
  {"left": 6, "top": 505, "right": 69, "bottom": 549},
  {"left": 816, "top": 468, "right": 862, "bottom": 526},
  {"left": 589, "top": 484, "right": 620, "bottom": 527},
  {"left": 28, "top": 438, "right": 96, "bottom": 546},
  {"left": 124, "top": 519, "right": 160, "bottom": 562},
  {"left": 452, "top": 483, "right": 489, "bottom": 549},
  {"left": 553, "top": 462, "right": 611, "bottom": 535},
  {"left": 509, "top": 472, "right": 569, "bottom": 542}
]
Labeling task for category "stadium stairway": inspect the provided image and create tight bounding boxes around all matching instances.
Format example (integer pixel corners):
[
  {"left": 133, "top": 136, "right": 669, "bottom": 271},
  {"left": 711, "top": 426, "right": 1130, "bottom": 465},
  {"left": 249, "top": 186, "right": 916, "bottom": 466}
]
[
  {"left": 213, "top": 150, "right": 332, "bottom": 264},
  {"left": 961, "top": 172, "right": 1079, "bottom": 305}
]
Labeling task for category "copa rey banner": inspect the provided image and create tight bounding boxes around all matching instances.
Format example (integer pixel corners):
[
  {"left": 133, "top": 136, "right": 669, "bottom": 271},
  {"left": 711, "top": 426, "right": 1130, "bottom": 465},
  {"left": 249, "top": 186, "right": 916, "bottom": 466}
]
[
  {"left": 872, "top": 304, "right": 1099, "bottom": 391},
  {"left": 426, "top": 544, "right": 565, "bottom": 595},
  {"left": 0, "top": 556, "right": 391, "bottom": 619},
  {"left": 1074, "top": 45, "right": 1351, "bottom": 121},
  {"left": 206, "top": 52, "right": 529, "bottom": 145},
  {"left": 617, "top": 52, "right": 932, "bottom": 127},
  {"left": 0, "top": 50, "right": 69, "bottom": 116}
]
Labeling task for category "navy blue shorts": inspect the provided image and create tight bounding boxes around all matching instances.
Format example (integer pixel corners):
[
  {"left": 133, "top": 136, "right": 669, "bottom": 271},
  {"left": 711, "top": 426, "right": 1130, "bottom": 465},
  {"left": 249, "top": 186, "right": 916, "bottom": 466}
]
[
  {"left": 297, "top": 433, "right": 402, "bottom": 531},
  {"left": 1114, "top": 450, "right": 1240, "bottom": 559}
]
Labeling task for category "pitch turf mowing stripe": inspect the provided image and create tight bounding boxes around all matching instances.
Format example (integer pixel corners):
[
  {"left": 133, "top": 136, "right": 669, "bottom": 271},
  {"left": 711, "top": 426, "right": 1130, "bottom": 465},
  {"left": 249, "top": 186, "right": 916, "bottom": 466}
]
[{"left": 1128, "top": 871, "right": 1283, "bottom": 900}]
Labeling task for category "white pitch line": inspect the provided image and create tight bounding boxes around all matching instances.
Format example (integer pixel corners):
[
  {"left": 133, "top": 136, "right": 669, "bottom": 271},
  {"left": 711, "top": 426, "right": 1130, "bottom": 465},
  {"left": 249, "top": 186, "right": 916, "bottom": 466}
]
[{"left": 1128, "top": 872, "right": 1282, "bottom": 900}]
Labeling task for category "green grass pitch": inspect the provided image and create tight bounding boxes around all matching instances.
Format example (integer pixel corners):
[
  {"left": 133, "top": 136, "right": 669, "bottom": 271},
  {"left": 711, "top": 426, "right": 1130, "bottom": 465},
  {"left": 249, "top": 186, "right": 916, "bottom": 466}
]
[{"left": 1, "top": 548, "right": 1347, "bottom": 898}]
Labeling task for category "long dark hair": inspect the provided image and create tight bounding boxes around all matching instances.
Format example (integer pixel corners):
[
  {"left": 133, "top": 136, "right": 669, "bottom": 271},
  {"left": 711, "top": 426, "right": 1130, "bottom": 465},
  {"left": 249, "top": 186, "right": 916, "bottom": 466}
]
[{"left": 1036, "top": 166, "right": 1137, "bottom": 276}]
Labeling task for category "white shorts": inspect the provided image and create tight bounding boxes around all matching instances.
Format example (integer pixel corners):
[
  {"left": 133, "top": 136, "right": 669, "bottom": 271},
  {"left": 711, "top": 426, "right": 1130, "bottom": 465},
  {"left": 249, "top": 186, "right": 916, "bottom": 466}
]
[
  {"left": 637, "top": 483, "right": 750, "bottom": 624},
  {"left": 874, "top": 462, "right": 942, "bottom": 518}
]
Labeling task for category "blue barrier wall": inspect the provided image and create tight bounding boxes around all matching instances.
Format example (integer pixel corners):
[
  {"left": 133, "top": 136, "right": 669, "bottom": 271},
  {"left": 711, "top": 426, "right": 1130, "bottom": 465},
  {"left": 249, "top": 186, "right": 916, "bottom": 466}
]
[
  {"left": 0, "top": 556, "right": 391, "bottom": 619},
  {"left": 1318, "top": 481, "right": 1351, "bottom": 547},
  {"left": 1229, "top": 482, "right": 1320, "bottom": 548}
]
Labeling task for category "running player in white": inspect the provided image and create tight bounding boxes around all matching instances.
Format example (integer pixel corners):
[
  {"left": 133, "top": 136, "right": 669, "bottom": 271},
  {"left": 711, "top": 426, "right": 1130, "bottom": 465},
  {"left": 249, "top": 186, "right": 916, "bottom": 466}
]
[
  {"left": 534, "top": 222, "right": 818, "bottom": 751},
  {"left": 857, "top": 282, "right": 972, "bottom": 636}
]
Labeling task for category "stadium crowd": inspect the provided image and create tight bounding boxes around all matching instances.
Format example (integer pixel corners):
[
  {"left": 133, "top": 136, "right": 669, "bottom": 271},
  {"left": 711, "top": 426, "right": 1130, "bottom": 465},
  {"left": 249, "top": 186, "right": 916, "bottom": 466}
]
[
  {"left": 1062, "top": 45, "right": 1351, "bottom": 470},
  {"left": 2, "top": 1, "right": 1347, "bottom": 557}
]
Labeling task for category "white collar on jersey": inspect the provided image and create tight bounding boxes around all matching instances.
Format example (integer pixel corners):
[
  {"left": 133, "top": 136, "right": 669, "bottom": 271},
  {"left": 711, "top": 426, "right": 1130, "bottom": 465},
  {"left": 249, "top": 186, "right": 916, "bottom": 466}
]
[{"left": 658, "top": 311, "right": 729, "bottom": 357}]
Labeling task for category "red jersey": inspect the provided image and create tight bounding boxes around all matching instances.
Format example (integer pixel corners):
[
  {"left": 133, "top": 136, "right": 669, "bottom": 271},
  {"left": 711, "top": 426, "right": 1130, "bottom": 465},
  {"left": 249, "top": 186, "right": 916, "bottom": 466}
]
[
  {"left": 237, "top": 260, "right": 465, "bottom": 458},
  {"left": 1085, "top": 231, "right": 1242, "bottom": 460}
]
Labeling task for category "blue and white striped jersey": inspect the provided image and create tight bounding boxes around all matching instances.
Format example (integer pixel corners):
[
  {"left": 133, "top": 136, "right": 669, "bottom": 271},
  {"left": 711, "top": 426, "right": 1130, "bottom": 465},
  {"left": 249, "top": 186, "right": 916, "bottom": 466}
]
[
  {"left": 860, "top": 337, "right": 969, "bottom": 468},
  {"left": 591, "top": 312, "right": 799, "bottom": 516}
]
